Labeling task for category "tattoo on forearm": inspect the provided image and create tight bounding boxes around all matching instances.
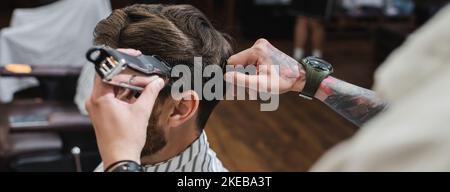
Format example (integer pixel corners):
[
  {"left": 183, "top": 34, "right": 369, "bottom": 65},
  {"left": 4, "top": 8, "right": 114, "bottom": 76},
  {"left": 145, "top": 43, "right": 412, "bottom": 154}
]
[
  {"left": 322, "top": 78, "right": 388, "bottom": 127},
  {"left": 267, "top": 44, "right": 306, "bottom": 83}
]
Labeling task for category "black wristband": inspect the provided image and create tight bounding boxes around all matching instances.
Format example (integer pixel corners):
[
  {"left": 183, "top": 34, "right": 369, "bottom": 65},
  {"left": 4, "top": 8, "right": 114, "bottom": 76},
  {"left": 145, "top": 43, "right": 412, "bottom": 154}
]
[
  {"left": 299, "top": 57, "right": 333, "bottom": 99},
  {"left": 104, "top": 160, "right": 144, "bottom": 172}
]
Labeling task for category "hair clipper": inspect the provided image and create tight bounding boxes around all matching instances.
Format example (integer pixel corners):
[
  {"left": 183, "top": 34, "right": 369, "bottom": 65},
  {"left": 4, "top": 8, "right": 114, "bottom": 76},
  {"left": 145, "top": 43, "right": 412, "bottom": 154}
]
[{"left": 86, "top": 46, "right": 172, "bottom": 92}]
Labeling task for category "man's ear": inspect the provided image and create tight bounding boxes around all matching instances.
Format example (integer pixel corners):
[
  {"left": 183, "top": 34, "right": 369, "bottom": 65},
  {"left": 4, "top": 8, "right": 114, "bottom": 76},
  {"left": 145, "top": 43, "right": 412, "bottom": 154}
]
[{"left": 168, "top": 90, "right": 199, "bottom": 128}]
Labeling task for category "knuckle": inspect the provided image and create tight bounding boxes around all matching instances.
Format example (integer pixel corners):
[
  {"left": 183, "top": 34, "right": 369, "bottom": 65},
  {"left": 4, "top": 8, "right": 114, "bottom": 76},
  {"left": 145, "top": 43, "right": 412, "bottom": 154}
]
[
  {"left": 253, "top": 44, "right": 266, "bottom": 54},
  {"left": 85, "top": 100, "right": 92, "bottom": 111},
  {"left": 255, "top": 38, "right": 269, "bottom": 45},
  {"left": 228, "top": 55, "right": 236, "bottom": 62},
  {"left": 90, "top": 96, "right": 109, "bottom": 107}
]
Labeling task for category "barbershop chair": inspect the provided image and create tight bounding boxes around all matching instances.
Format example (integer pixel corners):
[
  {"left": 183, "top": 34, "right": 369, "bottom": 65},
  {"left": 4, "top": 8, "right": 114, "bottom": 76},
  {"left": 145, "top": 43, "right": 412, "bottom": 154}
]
[{"left": 0, "top": 65, "right": 101, "bottom": 172}]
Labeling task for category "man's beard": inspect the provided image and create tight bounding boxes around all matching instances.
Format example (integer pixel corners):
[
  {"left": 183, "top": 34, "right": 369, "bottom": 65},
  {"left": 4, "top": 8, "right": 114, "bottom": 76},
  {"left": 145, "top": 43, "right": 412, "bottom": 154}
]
[
  {"left": 115, "top": 86, "right": 168, "bottom": 157},
  {"left": 141, "top": 110, "right": 167, "bottom": 157}
]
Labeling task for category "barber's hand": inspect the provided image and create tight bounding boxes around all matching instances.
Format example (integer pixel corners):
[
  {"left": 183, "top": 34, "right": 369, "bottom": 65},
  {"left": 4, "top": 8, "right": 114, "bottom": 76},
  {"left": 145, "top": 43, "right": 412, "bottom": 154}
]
[
  {"left": 225, "top": 39, "right": 306, "bottom": 94},
  {"left": 86, "top": 49, "right": 164, "bottom": 168}
]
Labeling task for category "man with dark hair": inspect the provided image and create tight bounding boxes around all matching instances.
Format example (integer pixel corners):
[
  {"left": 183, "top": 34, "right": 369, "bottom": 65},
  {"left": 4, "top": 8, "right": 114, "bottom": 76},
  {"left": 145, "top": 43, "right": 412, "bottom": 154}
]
[
  {"left": 88, "top": 3, "right": 450, "bottom": 172},
  {"left": 76, "top": 4, "right": 233, "bottom": 172}
]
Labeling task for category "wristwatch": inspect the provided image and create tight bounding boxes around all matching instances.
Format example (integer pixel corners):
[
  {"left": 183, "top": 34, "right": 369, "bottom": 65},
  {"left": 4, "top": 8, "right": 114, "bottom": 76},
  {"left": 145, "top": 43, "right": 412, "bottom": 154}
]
[
  {"left": 298, "top": 56, "right": 334, "bottom": 100},
  {"left": 105, "top": 160, "right": 144, "bottom": 172}
]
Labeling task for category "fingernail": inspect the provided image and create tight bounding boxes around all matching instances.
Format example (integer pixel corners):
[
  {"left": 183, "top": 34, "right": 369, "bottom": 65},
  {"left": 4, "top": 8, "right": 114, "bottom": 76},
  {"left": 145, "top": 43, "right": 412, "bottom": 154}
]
[
  {"left": 148, "top": 75, "right": 159, "bottom": 82},
  {"left": 154, "top": 78, "right": 164, "bottom": 89}
]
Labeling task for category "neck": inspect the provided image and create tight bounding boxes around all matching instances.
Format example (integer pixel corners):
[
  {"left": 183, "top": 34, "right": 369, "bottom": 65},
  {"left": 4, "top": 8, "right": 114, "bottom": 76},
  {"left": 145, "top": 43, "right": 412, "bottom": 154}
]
[{"left": 140, "top": 122, "right": 200, "bottom": 165}]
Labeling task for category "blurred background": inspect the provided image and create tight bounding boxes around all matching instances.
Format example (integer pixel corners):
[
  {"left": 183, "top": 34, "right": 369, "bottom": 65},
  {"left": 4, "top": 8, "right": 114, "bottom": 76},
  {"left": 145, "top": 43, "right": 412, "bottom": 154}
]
[{"left": 0, "top": 0, "right": 448, "bottom": 172}]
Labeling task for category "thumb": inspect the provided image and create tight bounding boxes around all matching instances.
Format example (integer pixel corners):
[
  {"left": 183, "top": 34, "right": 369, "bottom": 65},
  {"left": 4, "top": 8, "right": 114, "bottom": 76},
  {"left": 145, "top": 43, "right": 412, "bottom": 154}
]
[
  {"left": 224, "top": 72, "right": 260, "bottom": 91},
  {"left": 133, "top": 78, "right": 165, "bottom": 114}
]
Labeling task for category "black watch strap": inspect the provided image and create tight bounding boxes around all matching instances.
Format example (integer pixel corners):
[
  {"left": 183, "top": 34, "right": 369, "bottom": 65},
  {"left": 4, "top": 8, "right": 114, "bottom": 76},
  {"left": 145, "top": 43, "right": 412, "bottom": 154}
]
[
  {"left": 299, "top": 58, "right": 332, "bottom": 100},
  {"left": 105, "top": 160, "right": 144, "bottom": 172}
]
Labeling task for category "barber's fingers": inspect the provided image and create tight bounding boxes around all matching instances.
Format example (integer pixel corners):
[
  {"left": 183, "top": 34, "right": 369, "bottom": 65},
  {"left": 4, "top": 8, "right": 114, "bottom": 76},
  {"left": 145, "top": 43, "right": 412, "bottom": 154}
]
[
  {"left": 117, "top": 48, "right": 142, "bottom": 56},
  {"left": 92, "top": 75, "right": 114, "bottom": 99},
  {"left": 111, "top": 74, "right": 159, "bottom": 87},
  {"left": 116, "top": 88, "right": 135, "bottom": 102},
  {"left": 227, "top": 48, "right": 259, "bottom": 66},
  {"left": 224, "top": 71, "right": 263, "bottom": 91},
  {"left": 111, "top": 75, "right": 161, "bottom": 104},
  {"left": 133, "top": 78, "right": 165, "bottom": 116}
]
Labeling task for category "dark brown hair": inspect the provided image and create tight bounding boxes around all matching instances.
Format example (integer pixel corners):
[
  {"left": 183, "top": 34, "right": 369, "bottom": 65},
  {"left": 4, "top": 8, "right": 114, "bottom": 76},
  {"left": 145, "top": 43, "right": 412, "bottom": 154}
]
[{"left": 94, "top": 4, "right": 233, "bottom": 130}]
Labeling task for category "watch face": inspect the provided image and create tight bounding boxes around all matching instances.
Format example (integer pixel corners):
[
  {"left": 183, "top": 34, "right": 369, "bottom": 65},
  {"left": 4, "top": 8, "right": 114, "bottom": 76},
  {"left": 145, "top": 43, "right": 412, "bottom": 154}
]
[{"left": 303, "top": 56, "right": 333, "bottom": 72}]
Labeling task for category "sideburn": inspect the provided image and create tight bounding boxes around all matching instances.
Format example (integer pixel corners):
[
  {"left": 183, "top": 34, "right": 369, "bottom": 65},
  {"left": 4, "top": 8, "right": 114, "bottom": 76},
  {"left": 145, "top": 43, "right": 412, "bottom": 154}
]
[{"left": 140, "top": 92, "right": 170, "bottom": 157}]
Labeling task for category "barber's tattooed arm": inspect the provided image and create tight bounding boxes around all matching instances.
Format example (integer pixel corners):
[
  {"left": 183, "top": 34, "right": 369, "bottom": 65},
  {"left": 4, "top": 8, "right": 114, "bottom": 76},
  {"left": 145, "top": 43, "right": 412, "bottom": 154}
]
[
  {"left": 264, "top": 43, "right": 384, "bottom": 127},
  {"left": 227, "top": 39, "right": 387, "bottom": 126},
  {"left": 315, "top": 77, "right": 388, "bottom": 127},
  {"left": 261, "top": 40, "right": 387, "bottom": 126}
]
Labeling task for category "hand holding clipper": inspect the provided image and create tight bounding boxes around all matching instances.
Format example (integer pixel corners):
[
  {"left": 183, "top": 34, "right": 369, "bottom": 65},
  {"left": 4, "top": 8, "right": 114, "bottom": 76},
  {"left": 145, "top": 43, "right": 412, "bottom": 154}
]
[{"left": 86, "top": 46, "right": 171, "bottom": 92}]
